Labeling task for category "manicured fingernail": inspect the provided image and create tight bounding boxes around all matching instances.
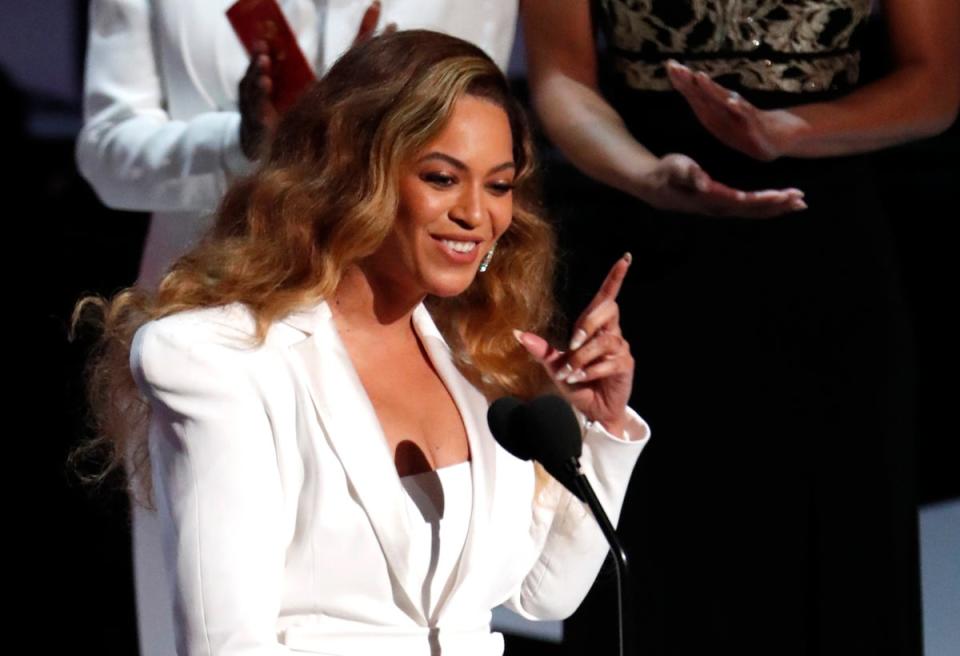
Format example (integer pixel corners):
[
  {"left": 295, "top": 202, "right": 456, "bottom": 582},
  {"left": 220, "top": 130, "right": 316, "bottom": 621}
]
[
  {"left": 623, "top": 252, "right": 633, "bottom": 265},
  {"left": 512, "top": 329, "right": 525, "bottom": 344},
  {"left": 565, "top": 369, "right": 587, "bottom": 385},
  {"left": 794, "top": 200, "right": 808, "bottom": 210},
  {"left": 569, "top": 329, "right": 587, "bottom": 351},
  {"left": 555, "top": 364, "right": 573, "bottom": 381}
]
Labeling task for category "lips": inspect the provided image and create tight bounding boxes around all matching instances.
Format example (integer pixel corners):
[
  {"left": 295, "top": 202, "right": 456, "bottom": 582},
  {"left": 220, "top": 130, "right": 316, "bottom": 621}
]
[
  {"left": 432, "top": 235, "right": 482, "bottom": 263},
  {"left": 439, "top": 239, "right": 478, "bottom": 253}
]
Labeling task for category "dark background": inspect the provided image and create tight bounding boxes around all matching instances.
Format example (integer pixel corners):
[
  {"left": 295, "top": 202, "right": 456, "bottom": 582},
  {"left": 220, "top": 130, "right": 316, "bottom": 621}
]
[{"left": 5, "top": 2, "right": 956, "bottom": 653}]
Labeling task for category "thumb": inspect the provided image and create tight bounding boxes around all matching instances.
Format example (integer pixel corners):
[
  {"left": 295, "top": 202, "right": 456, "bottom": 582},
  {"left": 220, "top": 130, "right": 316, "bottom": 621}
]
[
  {"left": 667, "top": 154, "right": 706, "bottom": 192},
  {"left": 513, "top": 330, "right": 559, "bottom": 364}
]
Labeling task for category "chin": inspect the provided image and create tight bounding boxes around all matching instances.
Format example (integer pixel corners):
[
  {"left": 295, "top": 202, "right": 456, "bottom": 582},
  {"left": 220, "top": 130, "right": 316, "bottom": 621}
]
[{"left": 423, "top": 271, "right": 479, "bottom": 298}]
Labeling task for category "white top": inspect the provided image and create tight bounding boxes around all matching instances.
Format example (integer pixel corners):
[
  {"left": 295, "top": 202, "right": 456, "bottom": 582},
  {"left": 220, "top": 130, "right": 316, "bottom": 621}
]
[{"left": 400, "top": 461, "right": 474, "bottom": 622}]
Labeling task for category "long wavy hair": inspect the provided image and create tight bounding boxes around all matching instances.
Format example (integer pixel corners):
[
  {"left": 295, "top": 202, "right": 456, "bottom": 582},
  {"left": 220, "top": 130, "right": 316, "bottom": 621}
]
[{"left": 75, "top": 30, "right": 558, "bottom": 504}]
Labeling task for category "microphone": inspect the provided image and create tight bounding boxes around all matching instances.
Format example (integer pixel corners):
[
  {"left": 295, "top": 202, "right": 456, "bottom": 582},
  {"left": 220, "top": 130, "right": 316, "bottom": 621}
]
[
  {"left": 486, "top": 396, "right": 533, "bottom": 461},
  {"left": 487, "top": 394, "right": 632, "bottom": 656},
  {"left": 488, "top": 395, "right": 584, "bottom": 499}
]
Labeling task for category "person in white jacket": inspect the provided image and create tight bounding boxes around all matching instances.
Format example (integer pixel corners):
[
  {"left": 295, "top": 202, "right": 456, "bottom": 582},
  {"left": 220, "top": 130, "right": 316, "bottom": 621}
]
[
  {"left": 80, "top": 30, "right": 649, "bottom": 655},
  {"left": 77, "top": 5, "right": 520, "bottom": 652},
  {"left": 77, "top": 0, "right": 520, "bottom": 288}
]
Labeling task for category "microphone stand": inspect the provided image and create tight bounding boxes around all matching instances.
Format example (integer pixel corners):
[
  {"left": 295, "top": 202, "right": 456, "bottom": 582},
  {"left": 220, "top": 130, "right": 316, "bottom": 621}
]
[{"left": 564, "top": 459, "right": 631, "bottom": 656}]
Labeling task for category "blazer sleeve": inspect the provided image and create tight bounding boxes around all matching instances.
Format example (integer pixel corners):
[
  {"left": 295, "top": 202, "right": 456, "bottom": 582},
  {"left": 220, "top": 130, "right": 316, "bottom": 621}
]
[
  {"left": 76, "top": 0, "right": 252, "bottom": 214},
  {"left": 131, "top": 319, "right": 294, "bottom": 655},
  {"left": 503, "top": 409, "right": 650, "bottom": 621}
]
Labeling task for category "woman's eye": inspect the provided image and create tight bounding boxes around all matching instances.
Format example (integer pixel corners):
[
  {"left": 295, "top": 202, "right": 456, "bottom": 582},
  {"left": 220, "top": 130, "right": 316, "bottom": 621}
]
[
  {"left": 423, "top": 172, "right": 456, "bottom": 187},
  {"left": 488, "top": 181, "right": 515, "bottom": 196}
]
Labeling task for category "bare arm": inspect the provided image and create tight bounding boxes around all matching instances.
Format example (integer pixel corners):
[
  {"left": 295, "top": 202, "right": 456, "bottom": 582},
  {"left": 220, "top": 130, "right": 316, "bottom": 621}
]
[
  {"left": 666, "top": 0, "right": 960, "bottom": 160},
  {"left": 795, "top": 0, "right": 960, "bottom": 155},
  {"left": 522, "top": 0, "right": 654, "bottom": 197},
  {"left": 521, "top": 0, "right": 805, "bottom": 217}
]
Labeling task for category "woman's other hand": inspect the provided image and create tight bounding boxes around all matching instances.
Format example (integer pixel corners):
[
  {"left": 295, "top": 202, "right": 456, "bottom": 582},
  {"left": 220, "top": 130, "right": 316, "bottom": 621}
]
[{"left": 515, "top": 254, "right": 634, "bottom": 437}]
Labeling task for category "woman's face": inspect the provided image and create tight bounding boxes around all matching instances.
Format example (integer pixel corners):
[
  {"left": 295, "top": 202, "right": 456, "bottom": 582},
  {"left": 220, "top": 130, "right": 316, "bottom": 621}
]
[{"left": 369, "top": 95, "right": 515, "bottom": 300}]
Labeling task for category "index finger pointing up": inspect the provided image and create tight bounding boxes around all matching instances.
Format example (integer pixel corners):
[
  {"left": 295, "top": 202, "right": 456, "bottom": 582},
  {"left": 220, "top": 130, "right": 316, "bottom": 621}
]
[
  {"left": 569, "top": 253, "right": 632, "bottom": 350},
  {"left": 585, "top": 252, "right": 631, "bottom": 312}
]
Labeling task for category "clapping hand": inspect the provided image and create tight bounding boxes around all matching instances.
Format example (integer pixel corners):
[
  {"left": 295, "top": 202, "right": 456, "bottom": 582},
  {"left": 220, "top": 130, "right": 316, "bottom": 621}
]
[
  {"left": 638, "top": 152, "right": 806, "bottom": 217},
  {"left": 238, "top": 39, "right": 279, "bottom": 160},
  {"left": 665, "top": 60, "right": 808, "bottom": 163},
  {"left": 239, "top": 2, "right": 396, "bottom": 159}
]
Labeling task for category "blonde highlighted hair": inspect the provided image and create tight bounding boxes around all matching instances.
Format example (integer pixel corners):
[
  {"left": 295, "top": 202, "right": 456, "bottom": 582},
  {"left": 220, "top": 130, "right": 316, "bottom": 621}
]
[{"left": 75, "top": 30, "right": 558, "bottom": 503}]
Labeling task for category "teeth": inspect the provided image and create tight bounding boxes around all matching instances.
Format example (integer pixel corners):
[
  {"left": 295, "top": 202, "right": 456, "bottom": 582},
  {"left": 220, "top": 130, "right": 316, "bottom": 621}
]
[{"left": 440, "top": 239, "right": 477, "bottom": 253}]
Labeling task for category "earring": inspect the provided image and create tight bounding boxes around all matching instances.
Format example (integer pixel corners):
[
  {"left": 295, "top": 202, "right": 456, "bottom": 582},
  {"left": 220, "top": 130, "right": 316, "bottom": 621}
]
[{"left": 479, "top": 242, "right": 497, "bottom": 273}]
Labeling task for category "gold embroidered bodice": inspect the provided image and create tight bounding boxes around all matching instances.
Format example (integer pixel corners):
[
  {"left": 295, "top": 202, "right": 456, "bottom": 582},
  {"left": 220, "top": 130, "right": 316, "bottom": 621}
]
[{"left": 598, "top": 0, "right": 872, "bottom": 93}]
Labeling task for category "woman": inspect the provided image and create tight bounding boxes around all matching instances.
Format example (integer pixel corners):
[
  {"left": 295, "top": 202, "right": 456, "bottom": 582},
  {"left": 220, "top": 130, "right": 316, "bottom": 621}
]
[
  {"left": 80, "top": 31, "right": 649, "bottom": 655},
  {"left": 78, "top": 5, "right": 523, "bottom": 652},
  {"left": 523, "top": 1, "right": 958, "bottom": 654}
]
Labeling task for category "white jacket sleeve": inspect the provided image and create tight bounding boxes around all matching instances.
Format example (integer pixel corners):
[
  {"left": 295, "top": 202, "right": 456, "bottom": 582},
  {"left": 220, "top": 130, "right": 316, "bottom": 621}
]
[
  {"left": 131, "top": 320, "right": 293, "bottom": 655},
  {"left": 505, "top": 409, "right": 649, "bottom": 620},
  {"left": 77, "top": 0, "right": 252, "bottom": 213}
]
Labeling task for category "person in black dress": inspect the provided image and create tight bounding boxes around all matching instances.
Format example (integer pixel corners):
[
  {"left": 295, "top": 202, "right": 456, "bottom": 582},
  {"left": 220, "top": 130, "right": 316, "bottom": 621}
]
[{"left": 522, "top": 1, "right": 959, "bottom": 654}]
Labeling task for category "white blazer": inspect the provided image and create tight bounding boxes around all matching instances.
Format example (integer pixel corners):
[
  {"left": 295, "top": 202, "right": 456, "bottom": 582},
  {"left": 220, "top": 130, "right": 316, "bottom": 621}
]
[
  {"left": 77, "top": 0, "right": 519, "bottom": 288},
  {"left": 131, "top": 301, "right": 649, "bottom": 655}
]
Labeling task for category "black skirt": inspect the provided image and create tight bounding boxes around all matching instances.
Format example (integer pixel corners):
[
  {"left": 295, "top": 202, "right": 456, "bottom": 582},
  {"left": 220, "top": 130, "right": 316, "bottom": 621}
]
[{"left": 554, "top": 89, "right": 921, "bottom": 656}]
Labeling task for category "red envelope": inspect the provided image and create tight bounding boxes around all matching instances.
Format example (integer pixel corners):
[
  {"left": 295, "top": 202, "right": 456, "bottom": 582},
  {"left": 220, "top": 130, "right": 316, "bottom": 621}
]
[{"left": 227, "top": 0, "right": 316, "bottom": 113}]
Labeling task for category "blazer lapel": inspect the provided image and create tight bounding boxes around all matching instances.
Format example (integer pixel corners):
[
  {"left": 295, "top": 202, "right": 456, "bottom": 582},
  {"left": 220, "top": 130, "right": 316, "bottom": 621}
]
[
  {"left": 284, "top": 302, "right": 426, "bottom": 625},
  {"left": 281, "top": 302, "right": 501, "bottom": 623},
  {"left": 411, "top": 306, "right": 498, "bottom": 616}
]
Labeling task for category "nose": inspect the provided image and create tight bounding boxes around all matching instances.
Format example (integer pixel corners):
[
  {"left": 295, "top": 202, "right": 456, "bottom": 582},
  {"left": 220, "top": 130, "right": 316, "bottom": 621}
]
[{"left": 450, "top": 181, "right": 486, "bottom": 229}]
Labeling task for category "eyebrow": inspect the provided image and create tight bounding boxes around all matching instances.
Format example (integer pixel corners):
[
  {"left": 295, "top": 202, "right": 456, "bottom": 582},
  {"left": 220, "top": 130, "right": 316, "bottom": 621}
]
[{"left": 418, "top": 152, "right": 516, "bottom": 175}]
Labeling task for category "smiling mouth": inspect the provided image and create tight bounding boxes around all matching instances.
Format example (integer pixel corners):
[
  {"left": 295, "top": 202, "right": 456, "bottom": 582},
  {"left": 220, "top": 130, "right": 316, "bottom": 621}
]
[{"left": 438, "top": 239, "right": 478, "bottom": 254}]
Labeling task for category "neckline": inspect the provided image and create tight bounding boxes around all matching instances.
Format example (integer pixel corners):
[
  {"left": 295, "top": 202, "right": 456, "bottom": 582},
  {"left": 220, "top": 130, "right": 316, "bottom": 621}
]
[
  {"left": 324, "top": 302, "right": 474, "bottom": 483},
  {"left": 400, "top": 459, "right": 472, "bottom": 481}
]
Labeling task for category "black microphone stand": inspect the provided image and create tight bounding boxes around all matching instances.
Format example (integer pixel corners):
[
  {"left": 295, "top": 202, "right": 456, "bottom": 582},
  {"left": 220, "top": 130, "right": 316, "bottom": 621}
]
[{"left": 564, "top": 459, "right": 631, "bottom": 656}]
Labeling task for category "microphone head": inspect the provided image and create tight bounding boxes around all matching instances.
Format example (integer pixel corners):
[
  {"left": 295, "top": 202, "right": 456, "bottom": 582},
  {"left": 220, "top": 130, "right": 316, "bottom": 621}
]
[
  {"left": 487, "top": 396, "right": 533, "bottom": 461},
  {"left": 524, "top": 395, "right": 585, "bottom": 501},
  {"left": 488, "top": 395, "right": 586, "bottom": 501},
  {"left": 525, "top": 394, "right": 583, "bottom": 462}
]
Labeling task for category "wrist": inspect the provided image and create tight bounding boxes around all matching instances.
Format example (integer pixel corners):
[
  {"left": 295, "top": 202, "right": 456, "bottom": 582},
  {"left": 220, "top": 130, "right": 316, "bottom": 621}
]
[
  {"left": 223, "top": 113, "right": 256, "bottom": 178},
  {"left": 239, "top": 120, "right": 261, "bottom": 161},
  {"left": 764, "top": 108, "right": 811, "bottom": 159},
  {"left": 581, "top": 407, "right": 650, "bottom": 443},
  {"left": 598, "top": 415, "right": 628, "bottom": 439},
  {"left": 625, "top": 153, "right": 665, "bottom": 203}
]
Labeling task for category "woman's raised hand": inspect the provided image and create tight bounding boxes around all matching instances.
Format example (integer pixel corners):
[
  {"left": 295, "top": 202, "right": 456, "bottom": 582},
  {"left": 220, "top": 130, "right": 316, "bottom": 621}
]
[{"left": 515, "top": 254, "right": 634, "bottom": 437}]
